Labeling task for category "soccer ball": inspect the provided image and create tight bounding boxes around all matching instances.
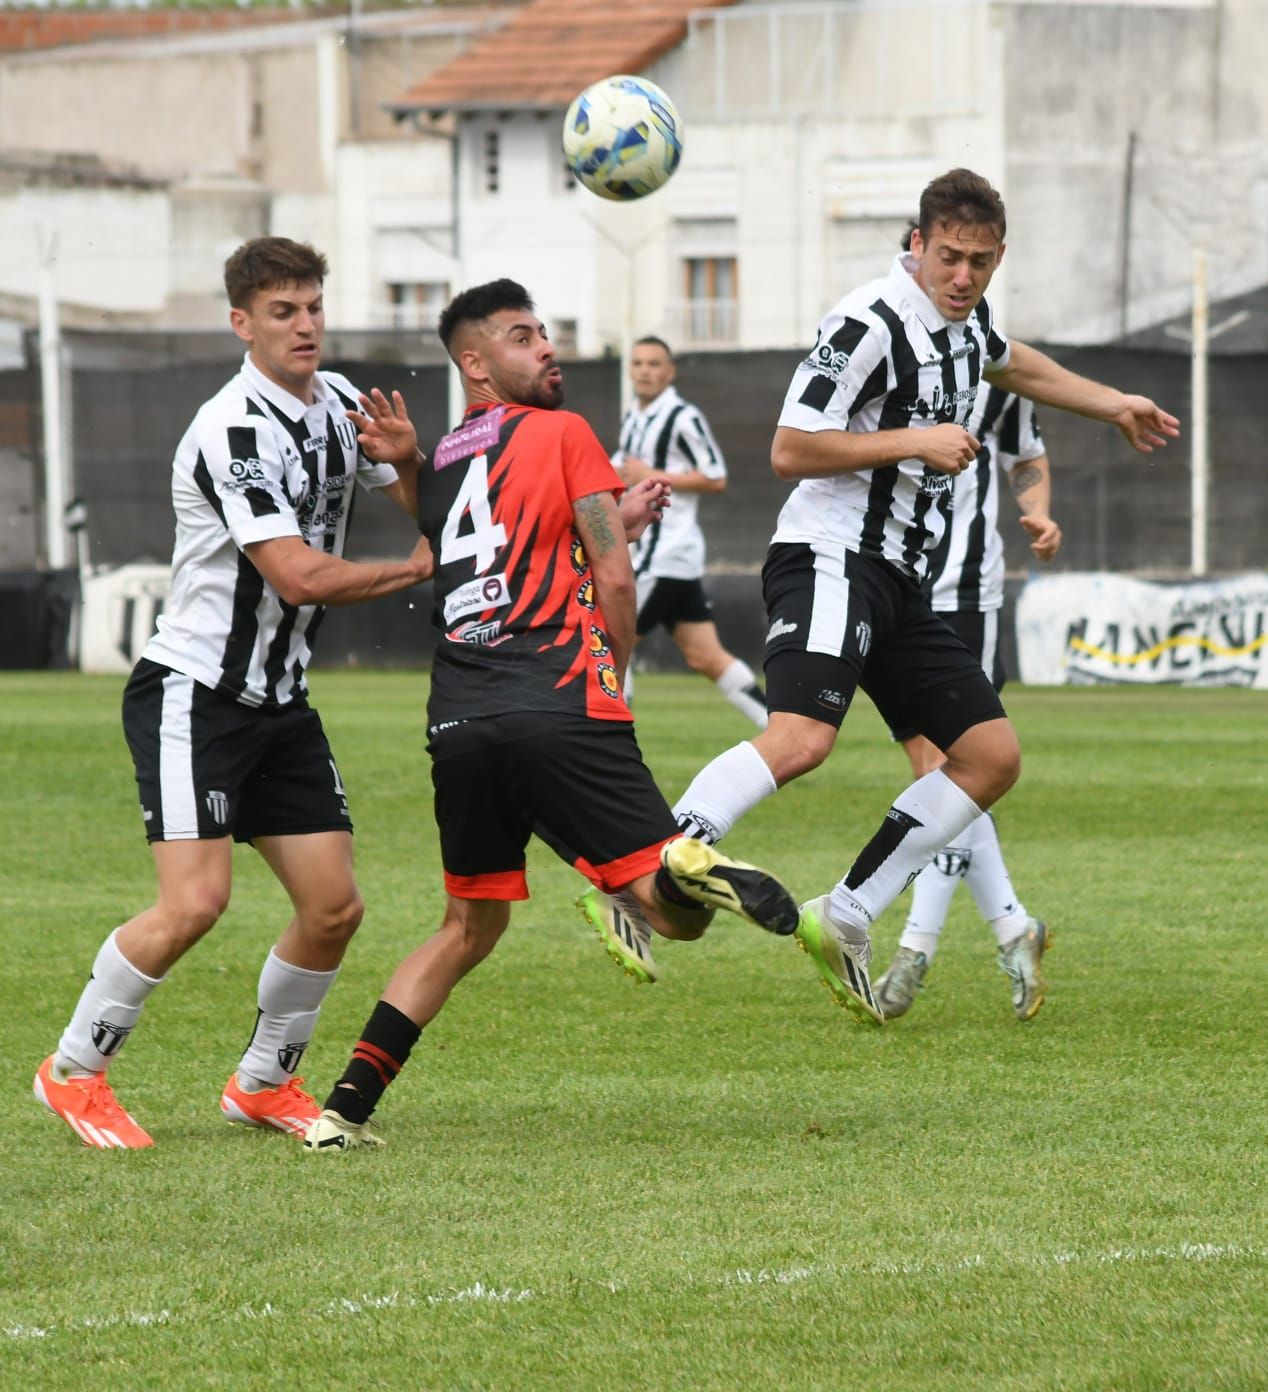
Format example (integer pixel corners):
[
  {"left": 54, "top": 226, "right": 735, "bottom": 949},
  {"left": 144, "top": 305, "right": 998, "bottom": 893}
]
[{"left": 562, "top": 75, "right": 683, "bottom": 201}]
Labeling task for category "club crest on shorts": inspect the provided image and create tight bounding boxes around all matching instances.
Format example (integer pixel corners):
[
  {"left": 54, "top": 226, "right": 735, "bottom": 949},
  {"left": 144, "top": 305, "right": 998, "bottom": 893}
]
[
  {"left": 855, "top": 620, "right": 872, "bottom": 657},
  {"left": 205, "top": 789, "right": 229, "bottom": 825},
  {"left": 588, "top": 625, "right": 610, "bottom": 657},
  {"left": 596, "top": 662, "right": 621, "bottom": 699}
]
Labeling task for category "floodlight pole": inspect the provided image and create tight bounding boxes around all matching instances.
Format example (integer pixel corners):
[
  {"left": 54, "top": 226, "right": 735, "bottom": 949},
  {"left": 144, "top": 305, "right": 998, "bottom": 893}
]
[{"left": 37, "top": 227, "right": 68, "bottom": 571}]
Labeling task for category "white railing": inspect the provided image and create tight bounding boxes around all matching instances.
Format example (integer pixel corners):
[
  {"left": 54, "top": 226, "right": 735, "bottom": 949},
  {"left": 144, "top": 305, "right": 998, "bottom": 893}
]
[{"left": 666, "top": 298, "right": 739, "bottom": 348}]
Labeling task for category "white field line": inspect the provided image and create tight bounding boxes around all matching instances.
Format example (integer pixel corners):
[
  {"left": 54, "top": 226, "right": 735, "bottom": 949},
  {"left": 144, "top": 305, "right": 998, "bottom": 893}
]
[{"left": 5, "top": 1242, "right": 1261, "bottom": 1343}]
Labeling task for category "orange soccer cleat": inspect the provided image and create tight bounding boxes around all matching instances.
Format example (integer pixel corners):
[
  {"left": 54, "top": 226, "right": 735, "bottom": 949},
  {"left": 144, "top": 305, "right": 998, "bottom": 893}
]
[
  {"left": 220, "top": 1073, "right": 321, "bottom": 1137},
  {"left": 33, "top": 1054, "right": 155, "bottom": 1149}
]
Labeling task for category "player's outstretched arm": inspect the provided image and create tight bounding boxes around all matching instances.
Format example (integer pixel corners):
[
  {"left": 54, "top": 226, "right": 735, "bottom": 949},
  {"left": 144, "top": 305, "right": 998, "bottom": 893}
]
[
  {"left": 349, "top": 388, "right": 425, "bottom": 515},
  {"left": 986, "top": 341, "right": 1180, "bottom": 454},
  {"left": 245, "top": 534, "right": 433, "bottom": 608}
]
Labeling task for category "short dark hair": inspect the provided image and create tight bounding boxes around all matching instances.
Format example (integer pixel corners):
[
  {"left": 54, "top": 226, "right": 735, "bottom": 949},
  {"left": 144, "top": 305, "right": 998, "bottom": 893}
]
[
  {"left": 900, "top": 219, "right": 918, "bottom": 252},
  {"left": 223, "top": 237, "right": 328, "bottom": 310},
  {"left": 918, "top": 169, "right": 1006, "bottom": 243},
  {"left": 438, "top": 279, "right": 536, "bottom": 351},
  {"left": 634, "top": 335, "right": 673, "bottom": 360}
]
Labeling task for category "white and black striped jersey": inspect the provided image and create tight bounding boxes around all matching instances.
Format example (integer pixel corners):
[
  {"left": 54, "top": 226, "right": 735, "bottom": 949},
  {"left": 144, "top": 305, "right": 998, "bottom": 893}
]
[
  {"left": 142, "top": 353, "right": 398, "bottom": 708},
  {"left": 612, "top": 385, "right": 727, "bottom": 580},
  {"left": 927, "top": 384, "right": 1045, "bottom": 614},
  {"left": 773, "top": 252, "right": 1010, "bottom": 578}
]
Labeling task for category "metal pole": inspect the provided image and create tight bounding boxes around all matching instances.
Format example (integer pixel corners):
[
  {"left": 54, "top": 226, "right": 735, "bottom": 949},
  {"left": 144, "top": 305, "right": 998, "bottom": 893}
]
[
  {"left": 1118, "top": 130, "right": 1137, "bottom": 339},
  {"left": 447, "top": 123, "right": 466, "bottom": 430},
  {"left": 37, "top": 228, "right": 68, "bottom": 570},
  {"left": 1190, "top": 243, "right": 1209, "bottom": 577}
]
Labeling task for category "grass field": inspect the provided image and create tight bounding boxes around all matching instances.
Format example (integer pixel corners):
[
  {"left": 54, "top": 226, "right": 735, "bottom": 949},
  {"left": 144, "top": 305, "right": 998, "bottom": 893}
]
[{"left": 2, "top": 671, "right": 1265, "bottom": 1391}]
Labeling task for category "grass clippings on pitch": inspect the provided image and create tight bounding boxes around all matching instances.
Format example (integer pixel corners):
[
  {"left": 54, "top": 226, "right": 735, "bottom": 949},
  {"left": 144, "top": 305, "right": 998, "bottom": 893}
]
[{"left": 2, "top": 672, "right": 1264, "bottom": 1392}]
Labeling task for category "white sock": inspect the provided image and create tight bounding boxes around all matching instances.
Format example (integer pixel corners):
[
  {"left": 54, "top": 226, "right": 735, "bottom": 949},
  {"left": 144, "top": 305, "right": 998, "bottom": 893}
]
[
  {"left": 237, "top": 951, "right": 339, "bottom": 1088},
  {"left": 56, "top": 928, "right": 164, "bottom": 1075},
  {"left": 715, "top": 658, "right": 768, "bottom": 729},
  {"left": 672, "top": 740, "right": 777, "bottom": 844},
  {"left": 829, "top": 770, "right": 981, "bottom": 931},
  {"left": 899, "top": 838, "right": 973, "bottom": 962},
  {"left": 963, "top": 812, "right": 1030, "bottom": 944}
]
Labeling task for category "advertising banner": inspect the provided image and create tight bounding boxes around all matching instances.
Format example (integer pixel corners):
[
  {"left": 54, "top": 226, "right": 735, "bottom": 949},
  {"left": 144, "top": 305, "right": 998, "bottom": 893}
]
[
  {"left": 1016, "top": 573, "right": 1268, "bottom": 688},
  {"left": 79, "top": 565, "right": 170, "bottom": 674}
]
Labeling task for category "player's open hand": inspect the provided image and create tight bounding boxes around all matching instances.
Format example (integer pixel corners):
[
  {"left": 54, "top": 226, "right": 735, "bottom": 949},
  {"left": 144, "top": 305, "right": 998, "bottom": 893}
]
[
  {"left": 1019, "top": 512, "right": 1062, "bottom": 561},
  {"left": 1112, "top": 395, "right": 1180, "bottom": 454},
  {"left": 918, "top": 423, "right": 981, "bottom": 475},
  {"left": 619, "top": 475, "right": 671, "bottom": 542},
  {"left": 349, "top": 389, "right": 419, "bottom": 467}
]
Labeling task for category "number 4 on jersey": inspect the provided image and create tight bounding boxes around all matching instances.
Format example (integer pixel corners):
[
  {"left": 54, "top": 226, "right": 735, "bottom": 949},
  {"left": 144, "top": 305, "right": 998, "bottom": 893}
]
[{"left": 440, "top": 453, "right": 506, "bottom": 573}]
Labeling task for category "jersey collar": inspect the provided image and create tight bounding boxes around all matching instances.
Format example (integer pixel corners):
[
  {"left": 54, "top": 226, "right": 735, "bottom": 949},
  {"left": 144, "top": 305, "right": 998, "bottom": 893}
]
[
  {"left": 240, "top": 352, "right": 329, "bottom": 421},
  {"left": 632, "top": 384, "right": 681, "bottom": 417}
]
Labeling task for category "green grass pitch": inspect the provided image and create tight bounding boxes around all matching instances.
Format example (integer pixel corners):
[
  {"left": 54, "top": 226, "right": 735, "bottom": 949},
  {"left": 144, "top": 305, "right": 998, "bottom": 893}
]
[{"left": 2, "top": 671, "right": 1265, "bottom": 1391}]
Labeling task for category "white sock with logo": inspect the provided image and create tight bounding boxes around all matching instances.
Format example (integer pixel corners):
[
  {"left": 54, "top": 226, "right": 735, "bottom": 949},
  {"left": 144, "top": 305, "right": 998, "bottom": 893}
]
[
  {"left": 962, "top": 812, "right": 1030, "bottom": 945},
  {"left": 236, "top": 951, "right": 339, "bottom": 1089},
  {"left": 56, "top": 928, "right": 165, "bottom": 1076},
  {"left": 829, "top": 771, "right": 982, "bottom": 932},
  {"left": 899, "top": 837, "right": 972, "bottom": 961},
  {"left": 715, "top": 658, "right": 768, "bottom": 729},
  {"left": 672, "top": 741, "right": 777, "bottom": 843}
]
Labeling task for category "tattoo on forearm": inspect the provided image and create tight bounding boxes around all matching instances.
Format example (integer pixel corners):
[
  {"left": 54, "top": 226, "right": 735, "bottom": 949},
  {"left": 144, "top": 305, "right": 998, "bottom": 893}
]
[
  {"left": 576, "top": 492, "right": 618, "bottom": 554},
  {"left": 1010, "top": 463, "right": 1043, "bottom": 497}
]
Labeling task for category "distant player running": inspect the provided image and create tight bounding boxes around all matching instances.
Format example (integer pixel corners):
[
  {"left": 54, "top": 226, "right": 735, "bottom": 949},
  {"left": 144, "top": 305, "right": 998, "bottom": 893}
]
[
  {"left": 614, "top": 336, "right": 767, "bottom": 728},
  {"left": 875, "top": 376, "right": 1061, "bottom": 1021},
  {"left": 304, "top": 280, "right": 800, "bottom": 1153}
]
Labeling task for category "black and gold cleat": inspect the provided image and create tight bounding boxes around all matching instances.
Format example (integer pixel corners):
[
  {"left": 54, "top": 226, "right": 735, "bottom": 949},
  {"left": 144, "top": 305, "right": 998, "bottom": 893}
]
[{"left": 659, "top": 838, "right": 800, "bottom": 936}]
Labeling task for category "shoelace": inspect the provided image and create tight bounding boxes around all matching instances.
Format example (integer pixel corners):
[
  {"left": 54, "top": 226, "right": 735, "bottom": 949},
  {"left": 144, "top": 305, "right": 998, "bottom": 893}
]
[{"left": 81, "top": 1073, "right": 130, "bottom": 1122}]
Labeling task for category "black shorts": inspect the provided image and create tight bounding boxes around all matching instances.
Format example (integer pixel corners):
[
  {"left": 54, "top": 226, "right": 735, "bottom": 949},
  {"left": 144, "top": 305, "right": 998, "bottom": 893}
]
[
  {"left": 761, "top": 543, "right": 1005, "bottom": 752},
  {"left": 122, "top": 658, "right": 353, "bottom": 843},
  {"left": 428, "top": 711, "right": 679, "bottom": 900},
  {"left": 635, "top": 575, "right": 714, "bottom": 636},
  {"left": 889, "top": 608, "right": 1006, "bottom": 742}
]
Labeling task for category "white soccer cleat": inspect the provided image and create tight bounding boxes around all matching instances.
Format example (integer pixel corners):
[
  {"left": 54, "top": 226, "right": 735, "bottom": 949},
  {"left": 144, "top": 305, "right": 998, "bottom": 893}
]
[{"left": 302, "top": 1108, "right": 385, "bottom": 1154}]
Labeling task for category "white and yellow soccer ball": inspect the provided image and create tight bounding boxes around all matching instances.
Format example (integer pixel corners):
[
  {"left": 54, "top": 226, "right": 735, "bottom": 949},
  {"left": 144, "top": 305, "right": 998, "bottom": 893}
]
[{"left": 562, "top": 75, "right": 683, "bottom": 201}]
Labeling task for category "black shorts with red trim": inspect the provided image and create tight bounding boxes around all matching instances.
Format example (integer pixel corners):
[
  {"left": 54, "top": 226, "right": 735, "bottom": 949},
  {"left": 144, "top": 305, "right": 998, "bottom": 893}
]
[
  {"left": 761, "top": 544, "right": 1005, "bottom": 753},
  {"left": 428, "top": 710, "right": 679, "bottom": 900}
]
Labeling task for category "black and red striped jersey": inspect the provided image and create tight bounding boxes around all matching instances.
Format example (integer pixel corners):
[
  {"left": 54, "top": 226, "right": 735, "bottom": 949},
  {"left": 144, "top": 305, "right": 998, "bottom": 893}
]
[{"left": 421, "top": 401, "right": 632, "bottom": 726}]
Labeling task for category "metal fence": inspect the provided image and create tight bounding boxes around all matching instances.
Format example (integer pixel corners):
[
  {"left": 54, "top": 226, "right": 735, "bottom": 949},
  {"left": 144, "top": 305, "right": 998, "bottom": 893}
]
[{"left": 2, "top": 330, "right": 1263, "bottom": 672}]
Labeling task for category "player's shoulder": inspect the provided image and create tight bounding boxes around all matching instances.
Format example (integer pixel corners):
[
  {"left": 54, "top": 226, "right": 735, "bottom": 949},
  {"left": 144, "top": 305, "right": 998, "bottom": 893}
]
[
  {"left": 317, "top": 368, "right": 362, "bottom": 410},
  {"left": 190, "top": 371, "right": 273, "bottom": 434},
  {"left": 518, "top": 406, "right": 602, "bottom": 445}
]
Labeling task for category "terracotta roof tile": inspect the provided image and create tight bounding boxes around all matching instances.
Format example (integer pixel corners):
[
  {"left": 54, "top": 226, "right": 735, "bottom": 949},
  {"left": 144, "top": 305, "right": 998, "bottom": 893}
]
[{"left": 390, "top": 0, "right": 737, "bottom": 112}]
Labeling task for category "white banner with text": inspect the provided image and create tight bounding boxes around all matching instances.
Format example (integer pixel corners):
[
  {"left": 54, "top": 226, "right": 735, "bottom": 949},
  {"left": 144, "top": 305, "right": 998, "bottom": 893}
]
[{"left": 1016, "top": 572, "right": 1268, "bottom": 688}]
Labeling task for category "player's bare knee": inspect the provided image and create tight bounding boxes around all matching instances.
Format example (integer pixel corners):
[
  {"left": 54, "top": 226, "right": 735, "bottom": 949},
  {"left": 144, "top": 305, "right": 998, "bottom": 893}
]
[{"left": 310, "top": 889, "right": 364, "bottom": 947}]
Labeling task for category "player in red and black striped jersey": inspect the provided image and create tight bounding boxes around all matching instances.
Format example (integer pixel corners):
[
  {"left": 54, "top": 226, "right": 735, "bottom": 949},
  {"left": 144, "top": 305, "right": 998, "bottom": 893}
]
[{"left": 304, "top": 280, "right": 804, "bottom": 1153}]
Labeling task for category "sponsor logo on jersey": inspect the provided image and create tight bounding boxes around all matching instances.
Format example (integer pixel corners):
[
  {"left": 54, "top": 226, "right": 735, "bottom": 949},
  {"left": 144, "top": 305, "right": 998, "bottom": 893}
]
[
  {"left": 801, "top": 342, "right": 850, "bottom": 383},
  {"left": 433, "top": 406, "right": 507, "bottom": 471},
  {"left": 596, "top": 662, "right": 621, "bottom": 699},
  {"left": 577, "top": 578, "right": 596, "bottom": 611},
  {"left": 588, "top": 625, "right": 610, "bottom": 657},
  {"left": 915, "top": 381, "right": 979, "bottom": 423},
  {"left": 448, "top": 618, "right": 510, "bottom": 647},
  {"left": 571, "top": 534, "right": 589, "bottom": 575},
  {"left": 229, "top": 457, "right": 267, "bottom": 481},
  {"left": 855, "top": 620, "right": 872, "bottom": 657},
  {"left": 917, "top": 473, "right": 955, "bottom": 497},
  {"left": 444, "top": 572, "right": 510, "bottom": 625},
  {"left": 766, "top": 617, "right": 799, "bottom": 642}
]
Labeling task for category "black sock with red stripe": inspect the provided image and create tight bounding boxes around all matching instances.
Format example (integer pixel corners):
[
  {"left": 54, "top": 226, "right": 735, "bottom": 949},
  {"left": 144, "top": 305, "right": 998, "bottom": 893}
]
[{"left": 324, "top": 1000, "right": 421, "bottom": 1125}]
